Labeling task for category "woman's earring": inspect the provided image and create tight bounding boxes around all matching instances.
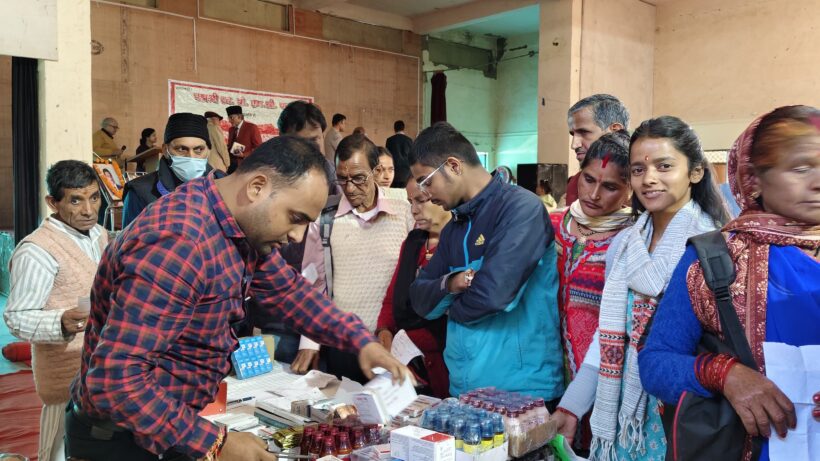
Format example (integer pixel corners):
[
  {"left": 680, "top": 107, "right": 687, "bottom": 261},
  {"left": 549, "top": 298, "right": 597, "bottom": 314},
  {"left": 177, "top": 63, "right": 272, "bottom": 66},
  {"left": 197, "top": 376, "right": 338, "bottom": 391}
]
[{"left": 751, "top": 190, "right": 761, "bottom": 199}]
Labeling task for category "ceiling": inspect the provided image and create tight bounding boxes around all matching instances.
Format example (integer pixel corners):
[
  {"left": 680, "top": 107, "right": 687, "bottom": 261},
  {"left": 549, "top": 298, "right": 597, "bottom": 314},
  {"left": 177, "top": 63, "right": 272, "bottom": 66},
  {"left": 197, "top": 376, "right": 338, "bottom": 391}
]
[
  {"left": 445, "top": 5, "right": 540, "bottom": 37},
  {"left": 345, "top": 0, "right": 475, "bottom": 18}
]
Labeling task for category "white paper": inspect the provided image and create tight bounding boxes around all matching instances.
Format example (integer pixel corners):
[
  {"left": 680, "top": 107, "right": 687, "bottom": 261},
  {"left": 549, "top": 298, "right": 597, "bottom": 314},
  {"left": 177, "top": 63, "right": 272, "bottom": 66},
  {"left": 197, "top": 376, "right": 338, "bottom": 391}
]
[
  {"left": 391, "top": 329, "right": 424, "bottom": 365},
  {"left": 763, "top": 342, "right": 820, "bottom": 461},
  {"left": 230, "top": 142, "right": 245, "bottom": 155},
  {"left": 364, "top": 373, "right": 417, "bottom": 417}
]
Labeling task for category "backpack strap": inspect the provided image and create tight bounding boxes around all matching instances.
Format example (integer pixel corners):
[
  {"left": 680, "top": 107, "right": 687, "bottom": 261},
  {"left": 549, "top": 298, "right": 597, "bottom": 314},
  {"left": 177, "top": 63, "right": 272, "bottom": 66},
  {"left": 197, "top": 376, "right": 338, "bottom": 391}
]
[
  {"left": 687, "top": 231, "right": 756, "bottom": 370},
  {"left": 320, "top": 194, "right": 342, "bottom": 298}
]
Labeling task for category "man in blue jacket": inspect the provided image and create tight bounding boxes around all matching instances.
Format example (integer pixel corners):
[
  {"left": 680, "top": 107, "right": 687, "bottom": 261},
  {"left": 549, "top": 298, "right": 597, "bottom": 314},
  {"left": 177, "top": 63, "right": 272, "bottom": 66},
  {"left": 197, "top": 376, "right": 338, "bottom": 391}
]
[{"left": 408, "top": 122, "right": 563, "bottom": 403}]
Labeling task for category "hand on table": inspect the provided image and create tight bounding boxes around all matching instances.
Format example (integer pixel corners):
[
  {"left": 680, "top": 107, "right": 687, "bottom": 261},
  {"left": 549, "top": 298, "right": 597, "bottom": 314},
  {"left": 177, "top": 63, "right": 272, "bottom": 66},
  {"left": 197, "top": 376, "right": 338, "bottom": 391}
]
[
  {"left": 291, "top": 349, "right": 319, "bottom": 375},
  {"left": 550, "top": 409, "right": 578, "bottom": 446},
  {"left": 218, "top": 431, "right": 277, "bottom": 461},
  {"left": 61, "top": 309, "right": 89, "bottom": 336},
  {"left": 358, "top": 341, "right": 415, "bottom": 385},
  {"left": 723, "top": 363, "right": 796, "bottom": 438}
]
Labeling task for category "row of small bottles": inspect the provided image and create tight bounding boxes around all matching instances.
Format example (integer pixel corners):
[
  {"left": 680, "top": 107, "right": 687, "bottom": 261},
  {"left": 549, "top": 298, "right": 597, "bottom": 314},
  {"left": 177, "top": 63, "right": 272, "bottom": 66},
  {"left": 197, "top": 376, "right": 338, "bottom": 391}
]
[
  {"left": 299, "top": 422, "right": 382, "bottom": 460},
  {"left": 420, "top": 390, "right": 549, "bottom": 454}
]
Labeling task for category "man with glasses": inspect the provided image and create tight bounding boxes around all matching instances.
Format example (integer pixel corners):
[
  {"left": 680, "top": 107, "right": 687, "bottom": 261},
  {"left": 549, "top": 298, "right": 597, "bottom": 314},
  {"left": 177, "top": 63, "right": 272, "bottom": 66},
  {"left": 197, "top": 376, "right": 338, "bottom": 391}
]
[
  {"left": 291, "top": 133, "right": 413, "bottom": 382},
  {"left": 93, "top": 117, "right": 126, "bottom": 165},
  {"left": 122, "top": 113, "right": 223, "bottom": 227},
  {"left": 408, "top": 122, "right": 564, "bottom": 404}
]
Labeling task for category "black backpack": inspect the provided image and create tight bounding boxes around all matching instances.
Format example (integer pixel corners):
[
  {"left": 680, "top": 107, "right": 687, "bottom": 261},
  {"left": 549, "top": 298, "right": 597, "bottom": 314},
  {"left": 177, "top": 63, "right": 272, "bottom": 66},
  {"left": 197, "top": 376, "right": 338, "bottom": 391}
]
[{"left": 661, "top": 230, "right": 762, "bottom": 461}]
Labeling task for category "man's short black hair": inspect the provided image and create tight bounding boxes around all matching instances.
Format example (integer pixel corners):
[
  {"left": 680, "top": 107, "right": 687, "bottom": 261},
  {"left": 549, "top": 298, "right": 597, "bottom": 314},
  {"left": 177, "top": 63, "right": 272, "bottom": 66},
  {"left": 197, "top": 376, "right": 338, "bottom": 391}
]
[
  {"left": 394, "top": 120, "right": 405, "bottom": 132},
  {"left": 411, "top": 122, "right": 480, "bottom": 168},
  {"left": 336, "top": 133, "right": 379, "bottom": 170},
  {"left": 237, "top": 135, "right": 333, "bottom": 190},
  {"left": 332, "top": 113, "right": 346, "bottom": 126},
  {"left": 277, "top": 101, "right": 328, "bottom": 134},
  {"left": 46, "top": 160, "right": 98, "bottom": 201}
]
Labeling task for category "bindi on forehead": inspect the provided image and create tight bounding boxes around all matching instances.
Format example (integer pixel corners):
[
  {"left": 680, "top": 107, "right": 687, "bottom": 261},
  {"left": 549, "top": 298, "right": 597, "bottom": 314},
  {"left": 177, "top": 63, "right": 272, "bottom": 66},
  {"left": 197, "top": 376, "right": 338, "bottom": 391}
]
[{"left": 601, "top": 152, "right": 611, "bottom": 168}]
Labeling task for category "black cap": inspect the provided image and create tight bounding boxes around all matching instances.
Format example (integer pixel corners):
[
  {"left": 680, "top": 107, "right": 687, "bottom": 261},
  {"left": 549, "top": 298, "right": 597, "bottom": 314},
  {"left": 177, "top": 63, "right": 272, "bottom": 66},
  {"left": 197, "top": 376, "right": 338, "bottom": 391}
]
[
  {"left": 164, "top": 113, "right": 211, "bottom": 148},
  {"left": 226, "top": 105, "right": 243, "bottom": 117}
]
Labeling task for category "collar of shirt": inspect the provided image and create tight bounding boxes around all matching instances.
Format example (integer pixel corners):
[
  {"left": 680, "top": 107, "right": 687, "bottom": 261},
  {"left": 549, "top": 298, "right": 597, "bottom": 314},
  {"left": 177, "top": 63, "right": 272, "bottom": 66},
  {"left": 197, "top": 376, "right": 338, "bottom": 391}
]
[
  {"left": 335, "top": 187, "right": 396, "bottom": 222},
  {"left": 202, "top": 173, "right": 245, "bottom": 239},
  {"left": 45, "top": 215, "right": 102, "bottom": 243},
  {"left": 236, "top": 121, "right": 244, "bottom": 133}
]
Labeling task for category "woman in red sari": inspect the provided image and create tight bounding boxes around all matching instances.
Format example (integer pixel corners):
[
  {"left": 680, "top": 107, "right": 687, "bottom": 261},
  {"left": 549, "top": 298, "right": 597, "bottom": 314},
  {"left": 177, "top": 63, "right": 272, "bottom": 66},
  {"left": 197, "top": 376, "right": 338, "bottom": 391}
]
[{"left": 377, "top": 180, "right": 452, "bottom": 398}]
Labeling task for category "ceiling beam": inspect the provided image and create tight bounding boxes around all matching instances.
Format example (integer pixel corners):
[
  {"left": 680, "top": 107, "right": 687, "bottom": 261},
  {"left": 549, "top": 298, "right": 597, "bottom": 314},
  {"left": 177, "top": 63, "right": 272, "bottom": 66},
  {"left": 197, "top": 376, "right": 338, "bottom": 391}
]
[
  {"left": 412, "top": 0, "right": 538, "bottom": 35},
  {"left": 291, "top": 0, "right": 348, "bottom": 11},
  {"left": 305, "top": 2, "right": 413, "bottom": 31}
]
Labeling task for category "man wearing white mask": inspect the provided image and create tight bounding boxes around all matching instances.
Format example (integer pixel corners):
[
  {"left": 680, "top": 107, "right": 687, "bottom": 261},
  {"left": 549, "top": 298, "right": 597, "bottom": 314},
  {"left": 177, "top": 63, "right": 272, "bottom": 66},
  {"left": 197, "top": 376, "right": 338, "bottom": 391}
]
[{"left": 122, "top": 113, "right": 222, "bottom": 227}]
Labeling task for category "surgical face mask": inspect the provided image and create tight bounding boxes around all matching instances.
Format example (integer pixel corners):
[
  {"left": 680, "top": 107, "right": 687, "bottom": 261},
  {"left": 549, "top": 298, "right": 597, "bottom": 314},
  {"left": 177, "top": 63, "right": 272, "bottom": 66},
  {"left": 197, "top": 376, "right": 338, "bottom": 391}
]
[{"left": 167, "top": 152, "right": 208, "bottom": 182}]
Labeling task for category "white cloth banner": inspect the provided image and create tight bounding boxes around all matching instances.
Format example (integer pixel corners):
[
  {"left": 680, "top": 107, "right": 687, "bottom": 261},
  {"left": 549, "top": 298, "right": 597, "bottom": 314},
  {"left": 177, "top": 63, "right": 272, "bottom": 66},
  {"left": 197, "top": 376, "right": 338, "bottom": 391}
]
[{"left": 168, "top": 79, "right": 313, "bottom": 142}]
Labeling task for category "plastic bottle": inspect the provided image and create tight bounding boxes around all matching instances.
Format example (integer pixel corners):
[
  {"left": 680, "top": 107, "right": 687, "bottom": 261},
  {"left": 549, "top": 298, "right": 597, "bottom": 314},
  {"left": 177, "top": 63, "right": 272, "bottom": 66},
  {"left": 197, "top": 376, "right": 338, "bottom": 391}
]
[
  {"left": 491, "top": 413, "right": 505, "bottom": 447},
  {"left": 437, "top": 412, "right": 451, "bottom": 435},
  {"left": 352, "top": 429, "right": 365, "bottom": 450},
  {"left": 480, "top": 420, "right": 494, "bottom": 452},
  {"left": 421, "top": 409, "right": 437, "bottom": 431},
  {"left": 452, "top": 417, "right": 466, "bottom": 450},
  {"left": 321, "top": 436, "right": 337, "bottom": 457},
  {"left": 462, "top": 422, "right": 481, "bottom": 454},
  {"left": 336, "top": 432, "right": 352, "bottom": 461},
  {"left": 309, "top": 431, "right": 323, "bottom": 457},
  {"left": 534, "top": 398, "right": 548, "bottom": 426},
  {"left": 301, "top": 426, "right": 315, "bottom": 455},
  {"left": 367, "top": 426, "right": 381, "bottom": 446}
]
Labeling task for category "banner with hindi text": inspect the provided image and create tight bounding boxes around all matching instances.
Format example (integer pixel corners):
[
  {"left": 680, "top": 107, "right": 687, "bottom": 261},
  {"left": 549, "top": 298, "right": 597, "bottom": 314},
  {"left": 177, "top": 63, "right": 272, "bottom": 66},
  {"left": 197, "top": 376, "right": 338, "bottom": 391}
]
[{"left": 168, "top": 79, "right": 313, "bottom": 142}]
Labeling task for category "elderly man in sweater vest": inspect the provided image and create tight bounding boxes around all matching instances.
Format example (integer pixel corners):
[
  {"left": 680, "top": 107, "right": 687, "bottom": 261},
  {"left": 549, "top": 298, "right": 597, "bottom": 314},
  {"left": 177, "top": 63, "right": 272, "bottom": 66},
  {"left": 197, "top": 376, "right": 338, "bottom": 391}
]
[
  {"left": 292, "top": 133, "right": 414, "bottom": 382},
  {"left": 4, "top": 160, "right": 108, "bottom": 461}
]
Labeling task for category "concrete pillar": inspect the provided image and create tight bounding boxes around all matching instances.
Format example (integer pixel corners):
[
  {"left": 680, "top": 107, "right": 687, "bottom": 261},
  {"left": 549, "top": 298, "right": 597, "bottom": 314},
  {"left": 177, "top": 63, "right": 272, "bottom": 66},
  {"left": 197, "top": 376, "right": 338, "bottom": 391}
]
[
  {"left": 536, "top": 0, "right": 581, "bottom": 170},
  {"left": 37, "top": 0, "right": 92, "bottom": 216}
]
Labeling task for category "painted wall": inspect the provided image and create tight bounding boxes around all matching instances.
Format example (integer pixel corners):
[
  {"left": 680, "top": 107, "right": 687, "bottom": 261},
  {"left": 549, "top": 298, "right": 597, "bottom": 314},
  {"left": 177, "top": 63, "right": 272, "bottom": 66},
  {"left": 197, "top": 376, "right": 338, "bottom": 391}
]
[
  {"left": 654, "top": 0, "right": 820, "bottom": 150},
  {"left": 495, "top": 32, "right": 539, "bottom": 172},
  {"left": 422, "top": 50, "right": 498, "bottom": 163},
  {"left": 89, "top": 2, "right": 421, "bottom": 155},
  {"left": 0, "top": 0, "right": 57, "bottom": 60},
  {"left": 580, "top": 0, "right": 654, "bottom": 136}
]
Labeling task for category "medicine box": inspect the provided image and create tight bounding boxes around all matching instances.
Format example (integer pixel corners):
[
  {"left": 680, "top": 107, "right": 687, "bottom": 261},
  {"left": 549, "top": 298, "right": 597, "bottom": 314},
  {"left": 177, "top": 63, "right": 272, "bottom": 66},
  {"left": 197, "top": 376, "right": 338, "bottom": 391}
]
[{"left": 390, "top": 426, "right": 455, "bottom": 461}]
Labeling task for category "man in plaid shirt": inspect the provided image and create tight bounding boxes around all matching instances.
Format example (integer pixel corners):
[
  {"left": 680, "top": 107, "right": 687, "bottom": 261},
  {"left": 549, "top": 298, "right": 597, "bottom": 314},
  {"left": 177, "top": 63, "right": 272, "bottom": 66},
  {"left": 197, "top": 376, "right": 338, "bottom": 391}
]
[{"left": 66, "top": 135, "right": 410, "bottom": 461}]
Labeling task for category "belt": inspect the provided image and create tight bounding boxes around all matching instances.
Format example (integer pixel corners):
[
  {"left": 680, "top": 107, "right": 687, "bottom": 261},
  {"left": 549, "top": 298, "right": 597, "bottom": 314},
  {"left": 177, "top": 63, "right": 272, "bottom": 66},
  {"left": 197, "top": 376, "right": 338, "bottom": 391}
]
[{"left": 71, "top": 403, "right": 127, "bottom": 439}]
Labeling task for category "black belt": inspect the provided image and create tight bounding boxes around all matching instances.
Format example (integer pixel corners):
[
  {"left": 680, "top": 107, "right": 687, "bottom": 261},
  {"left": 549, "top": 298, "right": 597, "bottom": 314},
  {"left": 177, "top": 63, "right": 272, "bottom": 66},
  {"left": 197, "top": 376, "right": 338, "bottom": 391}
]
[{"left": 71, "top": 403, "right": 127, "bottom": 439}]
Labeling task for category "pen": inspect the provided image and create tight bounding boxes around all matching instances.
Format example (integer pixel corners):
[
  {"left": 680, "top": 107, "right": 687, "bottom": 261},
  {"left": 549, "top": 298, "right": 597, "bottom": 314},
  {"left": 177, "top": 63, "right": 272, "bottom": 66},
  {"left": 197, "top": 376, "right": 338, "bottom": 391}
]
[{"left": 226, "top": 396, "right": 255, "bottom": 406}]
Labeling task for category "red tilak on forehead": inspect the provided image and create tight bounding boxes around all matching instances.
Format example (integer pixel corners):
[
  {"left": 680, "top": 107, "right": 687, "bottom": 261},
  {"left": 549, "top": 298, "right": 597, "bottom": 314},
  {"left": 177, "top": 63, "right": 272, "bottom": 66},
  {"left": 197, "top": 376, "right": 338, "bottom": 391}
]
[{"left": 601, "top": 152, "right": 611, "bottom": 168}]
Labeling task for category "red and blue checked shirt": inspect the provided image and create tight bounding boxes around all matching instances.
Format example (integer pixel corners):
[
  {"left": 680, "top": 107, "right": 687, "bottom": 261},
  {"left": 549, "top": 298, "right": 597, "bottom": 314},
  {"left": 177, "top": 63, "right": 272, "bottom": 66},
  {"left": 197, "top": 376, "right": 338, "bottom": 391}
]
[{"left": 70, "top": 175, "right": 375, "bottom": 458}]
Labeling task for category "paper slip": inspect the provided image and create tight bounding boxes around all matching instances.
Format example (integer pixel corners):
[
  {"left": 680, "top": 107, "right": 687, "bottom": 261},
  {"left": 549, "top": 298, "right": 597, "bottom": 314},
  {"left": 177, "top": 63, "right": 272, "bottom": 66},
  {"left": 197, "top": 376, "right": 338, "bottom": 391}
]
[
  {"left": 763, "top": 342, "right": 820, "bottom": 461},
  {"left": 223, "top": 363, "right": 298, "bottom": 401},
  {"left": 391, "top": 330, "right": 424, "bottom": 365},
  {"left": 271, "top": 370, "right": 336, "bottom": 401}
]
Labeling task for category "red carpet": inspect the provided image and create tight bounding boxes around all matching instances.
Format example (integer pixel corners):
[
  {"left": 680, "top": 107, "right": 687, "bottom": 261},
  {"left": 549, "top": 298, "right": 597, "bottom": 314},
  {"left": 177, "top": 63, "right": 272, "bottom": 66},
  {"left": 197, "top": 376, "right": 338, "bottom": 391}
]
[{"left": 0, "top": 370, "right": 41, "bottom": 459}]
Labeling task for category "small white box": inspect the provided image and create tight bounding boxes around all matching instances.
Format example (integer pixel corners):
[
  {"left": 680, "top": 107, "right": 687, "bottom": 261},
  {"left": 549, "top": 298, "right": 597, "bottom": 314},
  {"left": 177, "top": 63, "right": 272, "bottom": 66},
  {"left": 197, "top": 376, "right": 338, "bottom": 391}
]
[{"left": 390, "top": 426, "right": 455, "bottom": 461}]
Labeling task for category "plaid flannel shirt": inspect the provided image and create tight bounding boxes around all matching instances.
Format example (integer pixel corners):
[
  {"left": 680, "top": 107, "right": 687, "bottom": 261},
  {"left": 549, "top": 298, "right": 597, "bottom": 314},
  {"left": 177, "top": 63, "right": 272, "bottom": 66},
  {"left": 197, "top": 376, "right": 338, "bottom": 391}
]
[{"left": 70, "top": 175, "right": 375, "bottom": 457}]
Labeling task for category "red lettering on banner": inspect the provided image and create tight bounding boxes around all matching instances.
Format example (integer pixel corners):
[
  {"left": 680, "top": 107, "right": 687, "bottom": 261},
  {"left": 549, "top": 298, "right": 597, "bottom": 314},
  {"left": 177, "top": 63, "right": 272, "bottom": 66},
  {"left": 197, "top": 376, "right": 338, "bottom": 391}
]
[
  {"left": 265, "top": 99, "right": 277, "bottom": 109},
  {"left": 207, "top": 93, "right": 219, "bottom": 103},
  {"left": 251, "top": 99, "right": 263, "bottom": 108},
  {"left": 220, "top": 96, "right": 234, "bottom": 104},
  {"left": 237, "top": 97, "right": 247, "bottom": 106},
  {"left": 279, "top": 102, "right": 288, "bottom": 109}
]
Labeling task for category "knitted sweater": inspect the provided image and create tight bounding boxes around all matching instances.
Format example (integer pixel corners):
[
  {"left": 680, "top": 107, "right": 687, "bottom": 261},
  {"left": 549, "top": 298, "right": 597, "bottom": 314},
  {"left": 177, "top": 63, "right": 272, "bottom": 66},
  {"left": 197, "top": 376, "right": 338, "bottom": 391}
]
[
  {"left": 21, "top": 221, "right": 108, "bottom": 404},
  {"left": 329, "top": 196, "right": 413, "bottom": 332}
]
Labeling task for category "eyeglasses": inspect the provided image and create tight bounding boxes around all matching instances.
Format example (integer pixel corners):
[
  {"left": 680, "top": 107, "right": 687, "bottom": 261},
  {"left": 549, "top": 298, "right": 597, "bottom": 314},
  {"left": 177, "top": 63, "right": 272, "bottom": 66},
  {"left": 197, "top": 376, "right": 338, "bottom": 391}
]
[
  {"left": 335, "top": 170, "right": 373, "bottom": 187},
  {"left": 417, "top": 161, "right": 448, "bottom": 195}
]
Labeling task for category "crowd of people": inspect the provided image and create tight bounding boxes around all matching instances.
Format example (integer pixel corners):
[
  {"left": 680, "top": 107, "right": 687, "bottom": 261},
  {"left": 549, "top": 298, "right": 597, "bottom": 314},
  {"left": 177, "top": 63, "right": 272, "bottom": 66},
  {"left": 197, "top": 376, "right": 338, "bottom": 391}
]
[{"left": 5, "top": 94, "right": 819, "bottom": 461}]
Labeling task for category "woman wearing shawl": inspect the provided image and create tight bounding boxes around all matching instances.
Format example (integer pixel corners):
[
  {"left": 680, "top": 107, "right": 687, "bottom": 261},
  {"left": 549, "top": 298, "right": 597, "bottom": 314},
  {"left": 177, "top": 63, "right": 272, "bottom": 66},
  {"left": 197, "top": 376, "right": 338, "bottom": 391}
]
[
  {"left": 376, "top": 180, "right": 452, "bottom": 398},
  {"left": 552, "top": 116, "right": 730, "bottom": 461},
  {"left": 549, "top": 131, "right": 633, "bottom": 452},
  {"left": 640, "top": 105, "right": 820, "bottom": 461}
]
